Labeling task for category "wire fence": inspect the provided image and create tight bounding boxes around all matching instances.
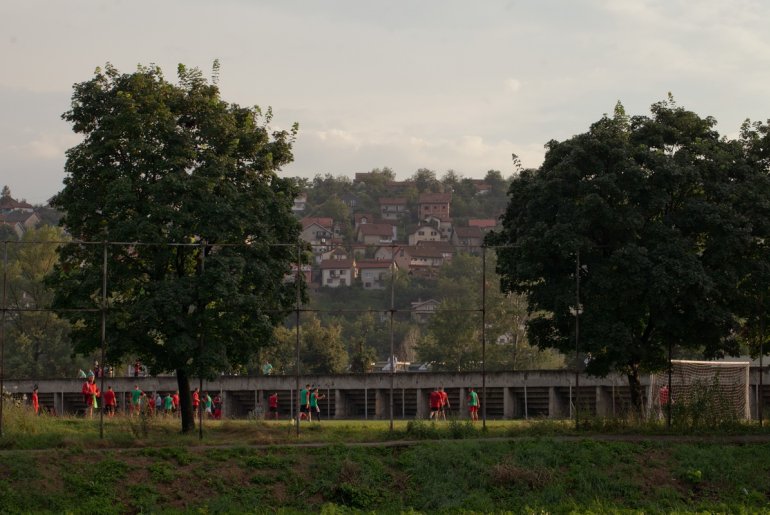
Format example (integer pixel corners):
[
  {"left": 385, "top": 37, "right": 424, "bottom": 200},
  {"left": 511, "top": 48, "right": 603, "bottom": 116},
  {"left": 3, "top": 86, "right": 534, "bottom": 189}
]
[{"left": 0, "top": 238, "right": 767, "bottom": 437}]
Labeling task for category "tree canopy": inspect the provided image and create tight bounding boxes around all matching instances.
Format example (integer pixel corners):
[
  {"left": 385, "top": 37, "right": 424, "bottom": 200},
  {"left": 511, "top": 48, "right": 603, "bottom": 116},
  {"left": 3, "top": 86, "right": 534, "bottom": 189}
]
[
  {"left": 488, "top": 99, "right": 770, "bottom": 408},
  {"left": 2, "top": 226, "right": 80, "bottom": 378},
  {"left": 49, "top": 63, "right": 303, "bottom": 431}
]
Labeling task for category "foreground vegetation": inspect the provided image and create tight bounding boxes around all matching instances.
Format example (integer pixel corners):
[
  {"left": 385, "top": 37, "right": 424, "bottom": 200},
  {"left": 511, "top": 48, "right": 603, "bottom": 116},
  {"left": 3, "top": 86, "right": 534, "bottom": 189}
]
[{"left": 2, "top": 407, "right": 770, "bottom": 513}]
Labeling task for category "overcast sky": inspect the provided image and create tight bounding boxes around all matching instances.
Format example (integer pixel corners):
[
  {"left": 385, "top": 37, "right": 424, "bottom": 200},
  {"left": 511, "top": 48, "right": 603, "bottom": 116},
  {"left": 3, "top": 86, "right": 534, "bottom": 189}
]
[{"left": 2, "top": 0, "right": 770, "bottom": 204}]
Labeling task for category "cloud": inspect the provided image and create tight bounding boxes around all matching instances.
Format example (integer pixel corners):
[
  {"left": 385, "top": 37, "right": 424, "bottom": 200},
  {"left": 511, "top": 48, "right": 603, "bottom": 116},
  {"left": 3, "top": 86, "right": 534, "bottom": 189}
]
[
  {"left": 286, "top": 128, "right": 545, "bottom": 180},
  {"left": 505, "top": 78, "right": 522, "bottom": 93},
  {"left": 2, "top": 132, "right": 80, "bottom": 161}
]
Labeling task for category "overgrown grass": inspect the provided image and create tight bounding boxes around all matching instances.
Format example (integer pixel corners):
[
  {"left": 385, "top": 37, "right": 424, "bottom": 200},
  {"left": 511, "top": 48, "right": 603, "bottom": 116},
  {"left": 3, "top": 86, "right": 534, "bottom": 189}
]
[
  {"left": 3, "top": 399, "right": 770, "bottom": 452},
  {"left": 2, "top": 407, "right": 770, "bottom": 513}
]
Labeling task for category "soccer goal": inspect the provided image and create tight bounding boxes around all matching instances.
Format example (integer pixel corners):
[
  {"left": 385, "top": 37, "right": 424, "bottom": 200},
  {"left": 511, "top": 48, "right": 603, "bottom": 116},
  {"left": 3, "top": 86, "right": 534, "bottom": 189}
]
[{"left": 648, "top": 360, "right": 750, "bottom": 421}]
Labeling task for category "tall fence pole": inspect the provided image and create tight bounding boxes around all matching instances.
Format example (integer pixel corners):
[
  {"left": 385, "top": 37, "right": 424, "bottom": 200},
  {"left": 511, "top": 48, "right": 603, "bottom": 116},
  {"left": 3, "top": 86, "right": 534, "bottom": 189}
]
[
  {"left": 0, "top": 241, "right": 7, "bottom": 437},
  {"left": 198, "top": 239, "right": 206, "bottom": 441},
  {"left": 667, "top": 341, "right": 672, "bottom": 428},
  {"left": 482, "top": 245, "right": 487, "bottom": 429},
  {"left": 389, "top": 244, "right": 395, "bottom": 431},
  {"left": 574, "top": 249, "right": 580, "bottom": 431},
  {"left": 295, "top": 241, "right": 301, "bottom": 436},
  {"left": 757, "top": 312, "right": 765, "bottom": 427},
  {"left": 99, "top": 241, "right": 107, "bottom": 438}
]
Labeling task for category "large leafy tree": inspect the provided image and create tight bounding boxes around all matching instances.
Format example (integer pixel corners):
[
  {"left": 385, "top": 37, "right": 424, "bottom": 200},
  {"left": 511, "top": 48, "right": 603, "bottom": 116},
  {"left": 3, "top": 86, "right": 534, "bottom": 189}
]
[
  {"left": 488, "top": 100, "right": 770, "bottom": 410},
  {"left": 736, "top": 119, "right": 770, "bottom": 357},
  {"left": 49, "top": 63, "right": 303, "bottom": 432},
  {"left": 3, "top": 226, "right": 81, "bottom": 378}
]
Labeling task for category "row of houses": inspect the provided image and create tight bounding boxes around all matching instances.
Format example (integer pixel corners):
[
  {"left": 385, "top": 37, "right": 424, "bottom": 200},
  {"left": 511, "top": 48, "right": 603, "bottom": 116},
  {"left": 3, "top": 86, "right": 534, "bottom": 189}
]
[
  {"left": 298, "top": 190, "right": 501, "bottom": 288},
  {"left": 0, "top": 189, "right": 39, "bottom": 239}
]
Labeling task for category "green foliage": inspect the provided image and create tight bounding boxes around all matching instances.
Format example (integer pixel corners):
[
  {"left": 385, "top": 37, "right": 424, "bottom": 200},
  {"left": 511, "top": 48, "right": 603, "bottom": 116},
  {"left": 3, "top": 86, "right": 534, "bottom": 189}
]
[
  {"left": 405, "top": 419, "right": 441, "bottom": 439},
  {"left": 2, "top": 419, "right": 770, "bottom": 512},
  {"left": 148, "top": 461, "right": 177, "bottom": 483},
  {"left": 490, "top": 98, "right": 770, "bottom": 408},
  {"left": 139, "top": 446, "right": 192, "bottom": 465},
  {"left": 2, "top": 226, "right": 82, "bottom": 379},
  {"left": 670, "top": 377, "right": 746, "bottom": 430},
  {"left": 273, "top": 314, "right": 349, "bottom": 374},
  {"left": 49, "top": 62, "right": 304, "bottom": 431}
]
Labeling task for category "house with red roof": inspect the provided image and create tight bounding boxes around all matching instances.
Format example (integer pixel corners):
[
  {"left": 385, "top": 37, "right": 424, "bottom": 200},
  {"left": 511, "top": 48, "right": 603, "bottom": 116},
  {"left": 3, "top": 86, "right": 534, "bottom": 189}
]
[
  {"left": 374, "top": 245, "right": 412, "bottom": 271},
  {"left": 356, "top": 223, "right": 396, "bottom": 245},
  {"left": 356, "top": 259, "right": 397, "bottom": 290},
  {"left": 468, "top": 218, "right": 499, "bottom": 232},
  {"left": 451, "top": 226, "right": 484, "bottom": 253},
  {"left": 319, "top": 257, "right": 356, "bottom": 288},
  {"left": 418, "top": 192, "right": 452, "bottom": 221},
  {"left": 408, "top": 224, "right": 441, "bottom": 246}
]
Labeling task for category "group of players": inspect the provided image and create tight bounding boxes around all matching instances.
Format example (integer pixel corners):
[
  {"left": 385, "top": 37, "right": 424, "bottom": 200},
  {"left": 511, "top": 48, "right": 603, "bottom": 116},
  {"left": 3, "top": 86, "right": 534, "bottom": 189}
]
[{"left": 430, "top": 386, "right": 480, "bottom": 421}]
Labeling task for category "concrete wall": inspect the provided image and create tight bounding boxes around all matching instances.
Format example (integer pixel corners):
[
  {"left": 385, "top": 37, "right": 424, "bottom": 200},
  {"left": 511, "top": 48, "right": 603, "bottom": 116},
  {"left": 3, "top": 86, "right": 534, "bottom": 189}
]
[{"left": 5, "top": 368, "right": 769, "bottom": 420}]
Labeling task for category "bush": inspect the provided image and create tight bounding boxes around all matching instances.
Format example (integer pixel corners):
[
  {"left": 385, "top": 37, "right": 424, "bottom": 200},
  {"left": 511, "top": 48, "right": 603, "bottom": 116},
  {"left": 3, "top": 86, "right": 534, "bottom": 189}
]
[
  {"left": 405, "top": 420, "right": 440, "bottom": 439},
  {"left": 671, "top": 378, "right": 745, "bottom": 431},
  {"left": 447, "top": 419, "right": 478, "bottom": 439}
]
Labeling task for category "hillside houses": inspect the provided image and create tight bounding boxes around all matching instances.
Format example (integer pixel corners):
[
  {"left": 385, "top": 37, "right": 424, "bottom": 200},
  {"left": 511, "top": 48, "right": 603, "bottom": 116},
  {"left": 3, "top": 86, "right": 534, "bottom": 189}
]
[
  {"left": 379, "top": 197, "right": 408, "bottom": 220},
  {"left": 356, "top": 223, "right": 396, "bottom": 245},
  {"left": 296, "top": 180, "right": 500, "bottom": 289},
  {"left": 0, "top": 187, "right": 42, "bottom": 239}
]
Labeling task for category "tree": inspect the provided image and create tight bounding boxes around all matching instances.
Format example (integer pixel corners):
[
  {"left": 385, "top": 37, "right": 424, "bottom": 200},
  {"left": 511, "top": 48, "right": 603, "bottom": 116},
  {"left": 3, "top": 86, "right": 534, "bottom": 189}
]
[
  {"left": 272, "top": 315, "right": 349, "bottom": 374},
  {"left": 411, "top": 168, "right": 441, "bottom": 194},
  {"left": 346, "top": 312, "right": 378, "bottom": 373},
  {"left": 48, "top": 63, "right": 303, "bottom": 432},
  {"left": 735, "top": 119, "right": 770, "bottom": 359},
  {"left": 417, "top": 298, "right": 481, "bottom": 371},
  {"left": 488, "top": 99, "right": 770, "bottom": 410},
  {"left": 3, "top": 226, "right": 81, "bottom": 378}
]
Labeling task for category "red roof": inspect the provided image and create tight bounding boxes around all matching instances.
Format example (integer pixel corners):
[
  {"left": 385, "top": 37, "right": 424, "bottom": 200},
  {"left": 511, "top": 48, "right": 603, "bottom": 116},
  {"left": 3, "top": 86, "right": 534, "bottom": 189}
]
[
  {"left": 454, "top": 226, "right": 483, "bottom": 238},
  {"left": 354, "top": 213, "right": 374, "bottom": 224},
  {"left": 358, "top": 223, "right": 395, "bottom": 237},
  {"left": 418, "top": 192, "right": 452, "bottom": 204},
  {"left": 301, "top": 217, "right": 333, "bottom": 230},
  {"left": 319, "top": 258, "right": 355, "bottom": 270},
  {"left": 0, "top": 197, "right": 33, "bottom": 210},
  {"left": 468, "top": 219, "right": 498, "bottom": 229},
  {"left": 356, "top": 259, "right": 393, "bottom": 269}
]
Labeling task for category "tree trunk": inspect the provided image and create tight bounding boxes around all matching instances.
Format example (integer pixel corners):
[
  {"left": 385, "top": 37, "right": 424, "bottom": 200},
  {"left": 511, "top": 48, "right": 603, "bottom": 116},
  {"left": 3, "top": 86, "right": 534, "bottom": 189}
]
[
  {"left": 626, "top": 363, "right": 644, "bottom": 414},
  {"left": 177, "top": 368, "right": 195, "bottom": 433}
]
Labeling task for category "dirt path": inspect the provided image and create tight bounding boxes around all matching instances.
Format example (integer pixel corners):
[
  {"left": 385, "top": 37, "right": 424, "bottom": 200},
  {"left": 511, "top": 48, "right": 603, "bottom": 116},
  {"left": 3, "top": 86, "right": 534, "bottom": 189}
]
[{"left": 4, "top": 432, "right": 770, "bottom": 455}]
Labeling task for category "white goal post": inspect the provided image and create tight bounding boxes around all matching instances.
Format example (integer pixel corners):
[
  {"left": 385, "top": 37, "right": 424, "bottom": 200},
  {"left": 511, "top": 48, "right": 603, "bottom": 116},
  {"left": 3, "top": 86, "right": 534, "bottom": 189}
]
[{"left": 648, "top": 360, "right": 751, "bottom": 420}]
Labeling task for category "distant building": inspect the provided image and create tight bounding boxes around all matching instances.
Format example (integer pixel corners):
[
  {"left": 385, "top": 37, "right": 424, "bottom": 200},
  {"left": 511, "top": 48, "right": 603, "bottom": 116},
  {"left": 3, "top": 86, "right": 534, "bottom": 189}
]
[
  {"left": 0, "top": 211, "right": 40, "bottom": 238},
  {"left": 300, "top": 217, "right": 336, "bottom": 263},
  {"left": 418, "top": 192, "right": 452, "bottom": 221},
  {"left": 353, "top": 213, "right": 374, "bottom": 229},
  {"left": 468, "top": 218, "right": 499, "bottom": 232},
  {"left": 356, "top": 223, "right": 396, "bottom": 245},
  {"left": 292, "top": 193, "right": 307, "bottom": 215},
  {"left": 411, "top": 298, "right": 441, "bottom": 323},
  {"left": 408, "top": 224, "right": 441, "bottom": 246},
  {"left": 379, "top": 197, "right": 408, "bottom": 220},
  {"left": 408, "top": 244, "right": 449, "bottom": 276},
  {"left": 374, "top": 245, "right": 412, "bottom": 271},
  {"left": 340, "top": 192, "right": 359, "bottom": 209},
  {"left": 357, "top": 259, "right": 396, "bottom": 290},
  {"left": 451, "top": 226, "right": 484, "bottom": 253},
  {"left": 319, "top": 257, "right": 356, "bottom": 288}
]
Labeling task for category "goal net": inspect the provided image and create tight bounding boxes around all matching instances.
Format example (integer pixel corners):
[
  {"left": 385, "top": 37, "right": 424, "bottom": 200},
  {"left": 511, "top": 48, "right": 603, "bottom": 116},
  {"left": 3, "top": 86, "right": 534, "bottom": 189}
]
[{"left": 648, "top": 360, "right": 750, "bottom": 422}]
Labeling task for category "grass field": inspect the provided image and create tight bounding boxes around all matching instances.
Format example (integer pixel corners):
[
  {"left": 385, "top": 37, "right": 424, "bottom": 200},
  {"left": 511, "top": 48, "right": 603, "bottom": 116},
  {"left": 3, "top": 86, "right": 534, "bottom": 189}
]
[{"left": 2, "top": 407, "right": 770, "bottom": 513}]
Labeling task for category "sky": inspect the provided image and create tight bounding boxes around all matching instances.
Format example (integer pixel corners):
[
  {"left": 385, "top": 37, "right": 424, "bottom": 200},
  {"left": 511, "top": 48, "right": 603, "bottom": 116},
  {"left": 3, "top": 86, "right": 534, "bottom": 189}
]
[{"left": 2, "top": 0, "right": 770, "bottom": 204}]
